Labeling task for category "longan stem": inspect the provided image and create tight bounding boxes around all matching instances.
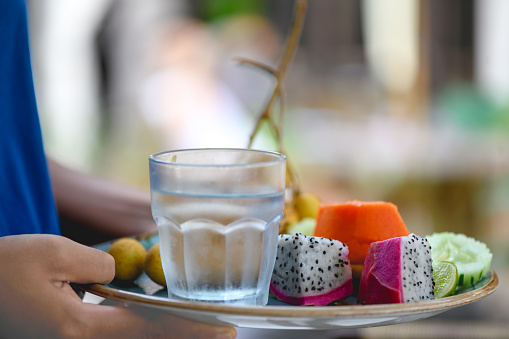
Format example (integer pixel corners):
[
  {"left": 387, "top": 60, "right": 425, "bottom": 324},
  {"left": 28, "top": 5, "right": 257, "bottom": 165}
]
[{"left": 242, "top": 0, "right": 307, "bottom": 195}]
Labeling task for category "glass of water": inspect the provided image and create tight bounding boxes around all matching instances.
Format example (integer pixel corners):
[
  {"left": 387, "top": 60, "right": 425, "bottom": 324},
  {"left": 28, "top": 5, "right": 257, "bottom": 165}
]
[{"left": 149, "top": 148, "right": 286, "bottom": 305}]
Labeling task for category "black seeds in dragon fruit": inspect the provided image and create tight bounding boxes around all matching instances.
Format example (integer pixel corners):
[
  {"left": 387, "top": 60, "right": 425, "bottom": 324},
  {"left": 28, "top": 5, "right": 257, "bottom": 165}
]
[
  {"left": 358, "top": 233, "right": 435, "bottom": 304},
  {"left": 270, "top": 233, "right": 353, "bottom": 306}
]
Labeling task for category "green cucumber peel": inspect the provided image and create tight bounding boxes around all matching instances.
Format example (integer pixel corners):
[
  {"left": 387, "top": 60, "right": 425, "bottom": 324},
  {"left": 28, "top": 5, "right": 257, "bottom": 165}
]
[{"left": 426, "top": 232, "right": 492, "bottom": 288}]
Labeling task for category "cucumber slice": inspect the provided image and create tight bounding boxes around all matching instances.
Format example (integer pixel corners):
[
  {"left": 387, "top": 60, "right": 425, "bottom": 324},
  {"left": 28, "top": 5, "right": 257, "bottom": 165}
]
[{"left": 426, "top": 232, "right": 492, "bottom": 287}]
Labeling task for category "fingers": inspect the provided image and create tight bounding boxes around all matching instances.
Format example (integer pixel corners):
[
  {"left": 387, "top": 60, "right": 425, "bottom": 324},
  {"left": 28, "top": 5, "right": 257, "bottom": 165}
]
[
  {"left": 0, "top": 234, "right": 237, "bottom": 338},
  {"left": 76, "top": 302, "right": 237, "bottom": 339},
  {"left": 39, "top": 235, "right": 115, "bottom": 285}
]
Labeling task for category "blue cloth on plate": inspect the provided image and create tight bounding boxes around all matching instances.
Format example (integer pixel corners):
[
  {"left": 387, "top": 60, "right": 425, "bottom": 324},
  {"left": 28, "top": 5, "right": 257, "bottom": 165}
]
[{"left": 0, "top": 0, "right": 60, "bottom": 236}]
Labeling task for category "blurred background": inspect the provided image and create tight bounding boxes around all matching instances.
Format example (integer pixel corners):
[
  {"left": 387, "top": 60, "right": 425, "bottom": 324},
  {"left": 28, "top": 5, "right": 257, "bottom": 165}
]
[{"left": 27, "top": 0, "right": 508, "bottom": 337}]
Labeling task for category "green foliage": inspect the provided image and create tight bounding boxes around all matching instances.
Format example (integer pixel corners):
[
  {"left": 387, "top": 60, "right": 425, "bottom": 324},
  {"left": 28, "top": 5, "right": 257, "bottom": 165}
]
[
  {"left": 438, "top": 83, "right": 509, "bottom": 131},
  {"left": 200, "top": 0, "right": 266, "bottom": 22}
]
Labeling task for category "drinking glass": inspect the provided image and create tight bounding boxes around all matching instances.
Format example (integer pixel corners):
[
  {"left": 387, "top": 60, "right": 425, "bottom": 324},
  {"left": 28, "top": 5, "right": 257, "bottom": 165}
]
[{"left": 149, "top": 148, "right": 286, "bottom": 305}]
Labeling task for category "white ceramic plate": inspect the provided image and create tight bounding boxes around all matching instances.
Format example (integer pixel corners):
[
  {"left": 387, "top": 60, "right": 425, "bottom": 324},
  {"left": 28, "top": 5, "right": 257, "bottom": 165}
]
[
  {"left": 77, "top": 271, "right": 497, "bottom": 329},
  {"left": 77, "top": 234, "right": 498, "bottom": 330}
]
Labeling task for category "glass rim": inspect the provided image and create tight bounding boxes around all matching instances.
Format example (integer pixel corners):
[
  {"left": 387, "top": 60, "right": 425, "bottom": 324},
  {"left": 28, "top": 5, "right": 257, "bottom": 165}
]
[{"left": 149, "top": 148, "right": 286, "bottom": 168}]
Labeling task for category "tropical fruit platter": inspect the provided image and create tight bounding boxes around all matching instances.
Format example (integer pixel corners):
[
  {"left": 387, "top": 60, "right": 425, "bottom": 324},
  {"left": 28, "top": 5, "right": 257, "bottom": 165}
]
[
  {"left": 83, "top": 206, "right": 497, "bottom": 329},
  {"left": 103, "top": 199, "right": 495, "bottom": 307}
]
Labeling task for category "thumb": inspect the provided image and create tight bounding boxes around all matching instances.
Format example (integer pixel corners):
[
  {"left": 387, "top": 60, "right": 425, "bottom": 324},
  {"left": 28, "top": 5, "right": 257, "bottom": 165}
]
[{"left": 41, "top": 235, "right": 115, "bottom": 285}]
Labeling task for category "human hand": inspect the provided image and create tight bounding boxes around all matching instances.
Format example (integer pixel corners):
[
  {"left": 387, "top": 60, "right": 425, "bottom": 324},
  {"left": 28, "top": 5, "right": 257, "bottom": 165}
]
[
  {"left": 0, "top": 234, "right": 237, "bottom": 339},
  {"left": 48, "top": 158, "right": 157, "bottom": 238}
]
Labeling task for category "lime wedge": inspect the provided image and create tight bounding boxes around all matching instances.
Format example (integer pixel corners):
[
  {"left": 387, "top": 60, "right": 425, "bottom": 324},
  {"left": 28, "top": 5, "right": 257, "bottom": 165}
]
[
  {"left": 427, "top": 232, "right": 492, "bottom": 287},
  {"left": 433, "top": 261, "right": 458, "bottom": 298}
]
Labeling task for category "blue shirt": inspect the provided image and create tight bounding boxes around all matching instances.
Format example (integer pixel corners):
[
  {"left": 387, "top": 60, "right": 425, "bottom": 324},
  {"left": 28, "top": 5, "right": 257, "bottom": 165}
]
[{"left": 0, "top": 0, "right": 60, "bottom": 236}]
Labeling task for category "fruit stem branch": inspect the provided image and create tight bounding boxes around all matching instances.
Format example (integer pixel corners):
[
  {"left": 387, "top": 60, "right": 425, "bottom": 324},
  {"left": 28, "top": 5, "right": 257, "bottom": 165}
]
[
  {"left": 242, "top": 0, "right": 307, "bottom": 195},
  {"left": 278, "top": 0, "right": 307, "bottom": 78},
  {"left": 234, "top": 57, "right": 279, "bottom": 76}
]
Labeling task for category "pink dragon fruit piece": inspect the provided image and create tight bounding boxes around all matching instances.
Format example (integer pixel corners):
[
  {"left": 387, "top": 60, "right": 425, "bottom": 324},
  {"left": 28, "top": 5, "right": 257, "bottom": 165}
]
[
  {"left": 270, "top": 233, "right": 353, "bottom": 306},
  {"left": 358, "top": 233, "right": 435, "bottom": 304}
]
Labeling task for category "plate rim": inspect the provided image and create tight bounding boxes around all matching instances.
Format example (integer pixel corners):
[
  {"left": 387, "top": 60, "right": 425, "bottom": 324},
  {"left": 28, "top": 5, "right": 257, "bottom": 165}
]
[{"left": 75, "top": 269, "right": 498, "bottom": 318}]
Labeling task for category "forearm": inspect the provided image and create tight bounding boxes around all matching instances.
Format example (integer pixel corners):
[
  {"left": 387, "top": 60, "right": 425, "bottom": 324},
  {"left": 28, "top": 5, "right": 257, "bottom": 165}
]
[{"left": 48, "top": 158, "right": 156, "bottom": 237}]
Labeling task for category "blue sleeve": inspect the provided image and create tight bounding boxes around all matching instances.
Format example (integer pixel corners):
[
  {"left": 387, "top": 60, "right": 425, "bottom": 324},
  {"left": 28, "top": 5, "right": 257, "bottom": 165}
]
[{"left": 0, "top": 0, "right": 60, "bottom": 236}]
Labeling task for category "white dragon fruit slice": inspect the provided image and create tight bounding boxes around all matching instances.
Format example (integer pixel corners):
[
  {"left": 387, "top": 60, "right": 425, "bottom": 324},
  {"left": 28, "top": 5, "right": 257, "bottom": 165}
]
[
  {"left": 269, "top": 233, "right": 353, "bottom": 306},
  {"left": 358, "top": 233, "right": 435, "bottom": 304}
]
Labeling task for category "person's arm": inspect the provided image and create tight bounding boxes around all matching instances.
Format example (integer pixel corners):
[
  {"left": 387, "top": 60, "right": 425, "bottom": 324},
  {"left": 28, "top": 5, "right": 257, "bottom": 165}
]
[
  {"left": 0, "top": 234, "right": 236, "bottom": 339},
  {"left": 48, "top": 158, "right": 156, "bottom": 237}
]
